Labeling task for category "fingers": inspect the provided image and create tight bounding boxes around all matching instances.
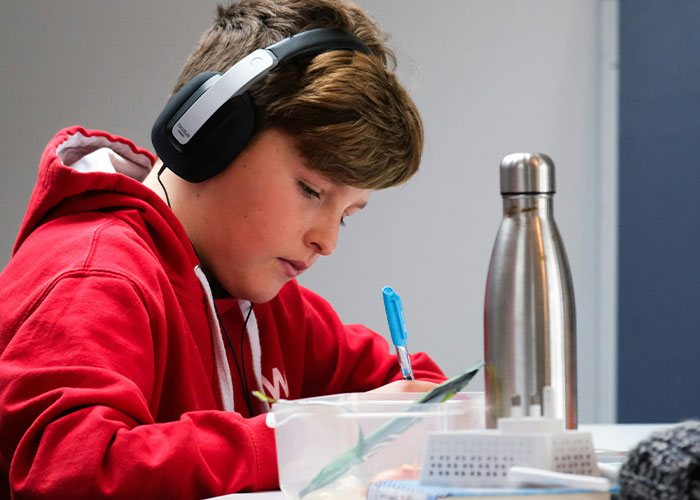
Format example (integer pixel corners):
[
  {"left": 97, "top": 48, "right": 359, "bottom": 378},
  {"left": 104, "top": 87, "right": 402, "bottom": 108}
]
[{"left": 367, "top": 379, "right": 439, "bottom": 394}]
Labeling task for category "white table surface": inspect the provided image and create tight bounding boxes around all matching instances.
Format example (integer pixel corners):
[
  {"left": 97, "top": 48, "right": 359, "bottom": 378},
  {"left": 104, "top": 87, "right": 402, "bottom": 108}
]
[{"left": 206, "top": 423, "right": 674, "bottom": 499}]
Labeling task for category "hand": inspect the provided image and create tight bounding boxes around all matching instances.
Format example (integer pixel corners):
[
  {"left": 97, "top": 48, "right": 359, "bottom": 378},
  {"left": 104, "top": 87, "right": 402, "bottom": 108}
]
[{"left": 367, "top": 379, "right": 439, "bottom": 394}]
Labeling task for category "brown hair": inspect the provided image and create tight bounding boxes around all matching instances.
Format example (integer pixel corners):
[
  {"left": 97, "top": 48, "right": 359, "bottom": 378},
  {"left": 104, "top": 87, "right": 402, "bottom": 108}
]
[{"left": 173, "top": 0, "right": 423, "bottom": 189}]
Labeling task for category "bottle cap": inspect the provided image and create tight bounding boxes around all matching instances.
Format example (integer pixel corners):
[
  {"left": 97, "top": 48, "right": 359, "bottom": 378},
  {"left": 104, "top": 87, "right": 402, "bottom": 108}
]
[{"left": 500, "top": 153, "right": 555, "bottom": 194}]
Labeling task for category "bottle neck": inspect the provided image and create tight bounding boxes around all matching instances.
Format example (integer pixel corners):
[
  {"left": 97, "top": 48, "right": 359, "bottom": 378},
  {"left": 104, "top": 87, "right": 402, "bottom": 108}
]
[{"left": 501, "top": 193, "right": 554, "bottom": 217}]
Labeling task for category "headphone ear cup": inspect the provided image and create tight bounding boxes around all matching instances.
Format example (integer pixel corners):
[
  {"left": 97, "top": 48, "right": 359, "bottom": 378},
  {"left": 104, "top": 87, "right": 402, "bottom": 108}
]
[
  {"left": 151, "top": 71, "right": 256, "bottom": 183},
  {"left": 189, "top": 91, "right": 255, "bottom": 182},
  {"left": 152, "top": 71, "right": 219, "bottom": 179}
]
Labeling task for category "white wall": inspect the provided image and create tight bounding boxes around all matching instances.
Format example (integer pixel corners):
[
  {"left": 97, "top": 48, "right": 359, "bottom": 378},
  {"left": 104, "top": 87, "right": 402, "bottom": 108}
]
[
  {"left": 300, "top": 0, "right": 619, "bottom": 423},
  {"left": 0, "top": 1, "right": 617, "bottom": 423}
]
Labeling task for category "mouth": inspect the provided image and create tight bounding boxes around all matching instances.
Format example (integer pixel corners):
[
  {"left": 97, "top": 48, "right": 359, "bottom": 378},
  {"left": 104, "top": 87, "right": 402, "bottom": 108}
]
[{"left": 279, "top": 258, "right": 309, "bottom": 278}]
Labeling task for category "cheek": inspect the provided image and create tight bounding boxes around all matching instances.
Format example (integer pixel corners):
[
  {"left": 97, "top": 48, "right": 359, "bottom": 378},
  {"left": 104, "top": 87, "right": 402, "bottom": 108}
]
[
  {"left": 253, "top": 186, "right": 305, "bottom": 229},
  {"left": 206, "top": 175, "right": 307, "bottom": 253},
  {"left": 249, "top": 204, "right": 296, "bottom": 245},
  {"left": 227, "top": 195, "right": 292, "bottom": 250}
]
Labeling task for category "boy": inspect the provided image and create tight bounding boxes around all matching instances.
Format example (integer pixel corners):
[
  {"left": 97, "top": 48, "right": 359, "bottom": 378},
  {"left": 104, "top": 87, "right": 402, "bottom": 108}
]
[{"left": 0, "top": 0, "right": 445, "bottom": 498}]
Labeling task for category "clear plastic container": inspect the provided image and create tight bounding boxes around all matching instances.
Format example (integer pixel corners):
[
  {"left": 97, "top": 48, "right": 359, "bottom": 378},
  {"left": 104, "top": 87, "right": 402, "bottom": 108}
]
[{"left": 266, "top": 391, "right": 485, "bottom": 499}]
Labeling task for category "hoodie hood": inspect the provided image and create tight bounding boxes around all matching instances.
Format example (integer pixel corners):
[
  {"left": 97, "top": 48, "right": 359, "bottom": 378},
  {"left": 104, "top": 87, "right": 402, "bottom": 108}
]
[
  {"left": 13, "top": 126, "right": 203, "bottom": 296},
  {"left": 16, "top": 127, "right": 161, "bottom": 252}
]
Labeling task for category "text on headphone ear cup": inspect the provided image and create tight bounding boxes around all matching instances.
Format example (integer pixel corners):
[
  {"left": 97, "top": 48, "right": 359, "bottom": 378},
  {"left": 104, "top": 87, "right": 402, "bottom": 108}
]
[
  {"left": 181, "top": 92, "right": 255, "bottom": 182},
  {"left": 152, "top": 71, "right": 221, "bottom": 179}
]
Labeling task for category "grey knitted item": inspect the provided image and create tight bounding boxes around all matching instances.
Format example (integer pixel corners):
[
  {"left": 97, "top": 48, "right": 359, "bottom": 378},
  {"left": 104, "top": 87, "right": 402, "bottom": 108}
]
[{"left": 619, "top": 420, "right": 700, "bottom": 500}]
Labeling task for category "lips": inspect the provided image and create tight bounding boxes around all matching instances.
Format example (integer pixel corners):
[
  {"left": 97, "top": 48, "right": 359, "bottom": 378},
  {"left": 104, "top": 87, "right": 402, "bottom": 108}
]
[{"left": 279, "top": 258, "right": 309, "bottom": 278}]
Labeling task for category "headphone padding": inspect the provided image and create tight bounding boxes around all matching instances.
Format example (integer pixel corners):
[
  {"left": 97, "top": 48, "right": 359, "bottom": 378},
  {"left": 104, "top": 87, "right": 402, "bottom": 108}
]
[
  {"left": 180, "top": 91, "right": 255, "bottom": 182},
  {"left": 152, "top": 71, "right": 256, "bottom": 182}
]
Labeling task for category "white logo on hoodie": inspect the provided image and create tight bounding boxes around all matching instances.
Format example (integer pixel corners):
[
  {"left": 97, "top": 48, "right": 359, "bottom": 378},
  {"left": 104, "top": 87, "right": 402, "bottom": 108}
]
[{"left": 262, "top": 367, "right": 289, "bottom": 401}]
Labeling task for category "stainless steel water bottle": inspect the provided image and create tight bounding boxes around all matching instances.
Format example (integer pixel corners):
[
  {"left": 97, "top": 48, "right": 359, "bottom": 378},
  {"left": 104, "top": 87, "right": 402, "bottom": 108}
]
[{"left": 484, "top": 153, "right": 577, "bottom": 429}]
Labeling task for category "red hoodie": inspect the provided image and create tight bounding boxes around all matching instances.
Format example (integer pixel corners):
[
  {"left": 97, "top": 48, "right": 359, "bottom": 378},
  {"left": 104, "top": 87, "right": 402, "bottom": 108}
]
[{"left": 0, "top": 127, "right": 445, "bottom": 499}]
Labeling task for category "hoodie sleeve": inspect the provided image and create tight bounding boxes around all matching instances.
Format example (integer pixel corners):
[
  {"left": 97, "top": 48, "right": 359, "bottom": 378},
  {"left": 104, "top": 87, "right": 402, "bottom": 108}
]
[
  {"left": 0, "top": 273, "right": 277, "bottom": 499},
  {"left": 297, "top": 286, "right": 446, "bottom": 397}
]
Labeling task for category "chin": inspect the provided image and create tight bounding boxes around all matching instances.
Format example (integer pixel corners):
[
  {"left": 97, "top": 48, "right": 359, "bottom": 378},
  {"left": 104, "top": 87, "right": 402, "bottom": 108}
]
[
  {"left": 239, "top": 284, "right": 284, "bottom": 304},
  {"left": 214, "top": 273, "right": 281, "bottom": 303},
  {"left": 245, "top": 292, "right": 276, "bottom": 304}
]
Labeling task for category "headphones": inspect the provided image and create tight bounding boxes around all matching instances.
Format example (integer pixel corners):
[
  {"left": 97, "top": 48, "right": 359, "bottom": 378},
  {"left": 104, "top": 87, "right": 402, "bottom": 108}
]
[{"left": 151, "top": 28, "right": 370, "bottom": 183}]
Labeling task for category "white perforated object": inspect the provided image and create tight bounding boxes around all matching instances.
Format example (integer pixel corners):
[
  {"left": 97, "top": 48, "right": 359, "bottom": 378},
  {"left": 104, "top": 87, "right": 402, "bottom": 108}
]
[{"left": 419, "top": 387, "right": 600, "bottom": 488}]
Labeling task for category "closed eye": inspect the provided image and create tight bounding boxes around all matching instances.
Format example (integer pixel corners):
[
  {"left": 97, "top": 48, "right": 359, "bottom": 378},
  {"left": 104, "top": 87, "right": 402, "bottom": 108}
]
[{"left": 298, "top": 181, "right": 320, "bottom": 200}]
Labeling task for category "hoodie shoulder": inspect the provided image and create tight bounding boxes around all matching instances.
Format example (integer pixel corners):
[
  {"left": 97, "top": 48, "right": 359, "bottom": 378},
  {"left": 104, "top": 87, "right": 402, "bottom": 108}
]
[
  {"left": 3, "top": 127, "right": 202, "bottom": 311},
  {"left": 13, "top": 127, "right": 157, "bottom": 254}
]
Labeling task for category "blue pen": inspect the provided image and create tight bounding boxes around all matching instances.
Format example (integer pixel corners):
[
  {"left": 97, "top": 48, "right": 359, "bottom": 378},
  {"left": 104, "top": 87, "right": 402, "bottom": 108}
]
[{"left": 382, "top": 286, "right": 415, "bottom": 380}]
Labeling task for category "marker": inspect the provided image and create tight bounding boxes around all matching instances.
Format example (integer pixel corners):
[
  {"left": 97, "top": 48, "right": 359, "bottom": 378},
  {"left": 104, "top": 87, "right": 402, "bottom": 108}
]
[
  {"left": 382, "top": 286, "right": 415, "bottom": 380},
  {"left": 507, "top": 466, "right": 612, "bottom": 492}
]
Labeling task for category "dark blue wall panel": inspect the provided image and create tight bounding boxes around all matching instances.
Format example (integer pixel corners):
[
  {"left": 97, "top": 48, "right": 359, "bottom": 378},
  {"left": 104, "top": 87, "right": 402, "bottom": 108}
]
[{"left": 618, "top": 1, "right": 700, "bottom": 422}]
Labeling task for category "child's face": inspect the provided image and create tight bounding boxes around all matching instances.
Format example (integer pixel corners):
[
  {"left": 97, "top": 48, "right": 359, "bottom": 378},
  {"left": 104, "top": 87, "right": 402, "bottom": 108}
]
[{"left": 184, "top": 128, "right": 371, "bottom": 303}]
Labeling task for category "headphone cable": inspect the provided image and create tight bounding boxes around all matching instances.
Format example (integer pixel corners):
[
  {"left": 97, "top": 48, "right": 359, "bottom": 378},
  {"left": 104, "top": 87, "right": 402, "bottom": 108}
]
[
  {"left": 239, "top": 303, "right": 254, "bottom": 415},
  {"left": 157, "top": 164, "right": 256, "bottom": 416},
  {"left": 215, "top": 303, "right": 256, "bottom": 417},
  {"left": 157, "top": 164, "right": 172, "bottom": 208}
]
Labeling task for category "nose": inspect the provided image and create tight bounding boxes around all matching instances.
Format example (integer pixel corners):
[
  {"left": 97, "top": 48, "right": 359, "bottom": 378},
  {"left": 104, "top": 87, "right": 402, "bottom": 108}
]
[{"left": 305, "top": 216, "right": 339, "bottom": 256}]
